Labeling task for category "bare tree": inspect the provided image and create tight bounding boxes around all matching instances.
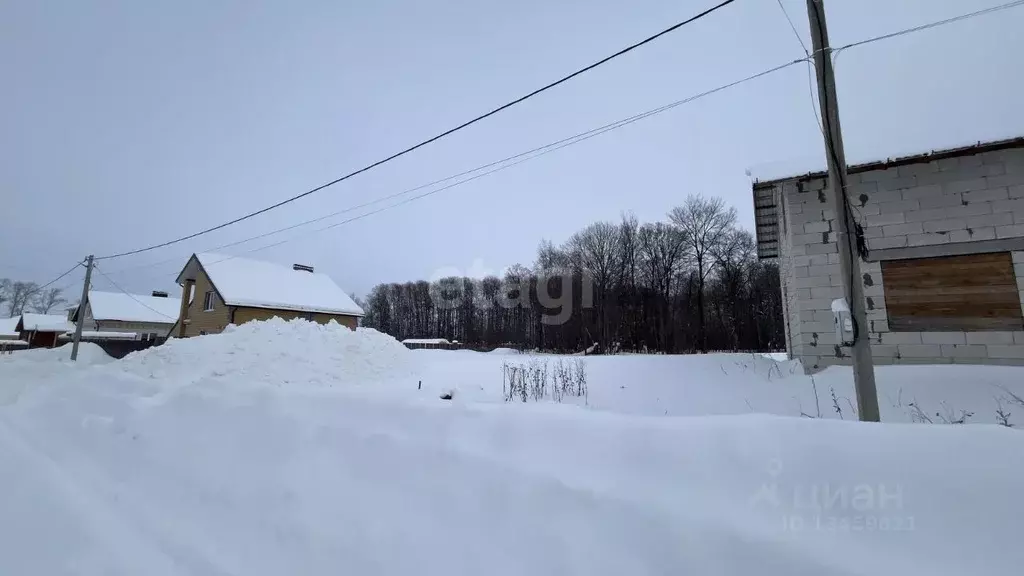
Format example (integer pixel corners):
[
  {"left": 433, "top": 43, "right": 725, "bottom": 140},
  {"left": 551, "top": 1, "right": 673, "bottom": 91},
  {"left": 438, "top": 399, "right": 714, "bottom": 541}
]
[
  {"left": 566, "top": 222, "right": 620, "bottom": 347},
  {"left": 0, "top": 278, "right": 10, "bottom": 317},
  {"left": 534, "top": 239, "right": 569, "bottom": 272},
  {"left": 668, "top": 195, "right": 737, "bottom": 352},
  {"left": 360, "top": 199, "right": 785, "bottom": 355},
  {"left": 710, "top": 229, "right": 755, "bottom": 350},
  {"left": 638, "top": 222, "right": 689, "bottom": 350},
  {"left": 32, "top": 287, "right": 67, "bottom": 314},
  {"left": 5, "top": 281, "right": 39, "bottom": 318}
]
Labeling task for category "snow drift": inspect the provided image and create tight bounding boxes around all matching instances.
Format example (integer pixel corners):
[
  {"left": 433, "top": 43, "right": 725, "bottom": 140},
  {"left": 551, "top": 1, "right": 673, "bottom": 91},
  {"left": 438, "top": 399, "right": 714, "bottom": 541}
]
[
  {"left": 1, "top": 320, "right": 1023, "bottom": 574},
  {"left": 117, "top": 317, "right": 418, "bottom": 388}
]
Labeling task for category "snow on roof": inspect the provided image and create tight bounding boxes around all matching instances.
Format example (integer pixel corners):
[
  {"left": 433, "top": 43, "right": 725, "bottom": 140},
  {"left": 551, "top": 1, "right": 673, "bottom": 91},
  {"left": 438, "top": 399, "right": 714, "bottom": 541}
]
[
  {"left": 18, "top": 313, "right": 75, "bottom": 333},
  {"left": 195, "top": 253, "right": 364, "bottom": 317},
  {"left": 0, "top": 317, "right": 19, "bottom": 338},
  {"left": 87, "top": 290, "right": 181, "bottom": 324},
  {"left": 748, "top": 135, "right": 1024, "bottom": 184},
  {"left": 402, "top": 338, "right": 451, "bottom": 345},
  {"left": 58, "top": 330, "right": 139, "bottom": 341}
]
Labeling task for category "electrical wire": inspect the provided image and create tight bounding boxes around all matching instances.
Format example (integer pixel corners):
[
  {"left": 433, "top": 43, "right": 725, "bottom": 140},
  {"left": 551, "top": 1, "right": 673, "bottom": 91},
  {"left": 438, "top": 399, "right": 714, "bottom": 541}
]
[
  {"left": 86, "top": 0, "right": 1024, "bottom": 276},
  {"left": 107, "top": 57, "right": 809, "bottom": 277},
  {"left": 36, "top": 261, "right": 85, "bottom": 292},
  {"left": 92, "top": 263, "right": 178, "bottom": 320},
  {"left": 773, "top": 0, "right": 825, "bottom": 152},
  {"left": 833, "top": 0, "right": 1024, "bottom": 55},
  {"left": 774, "top": 0, "right": 809, "bottom": 54},
  {"left": 94, "top": 0, "right": 739, "bottom": 261}
]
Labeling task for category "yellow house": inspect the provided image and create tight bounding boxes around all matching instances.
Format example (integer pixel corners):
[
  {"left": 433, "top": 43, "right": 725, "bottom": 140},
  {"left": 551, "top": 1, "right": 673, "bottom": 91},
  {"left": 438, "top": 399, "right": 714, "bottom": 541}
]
[{"left": 171, "top": 253, "right": 364, "bottom": 338}]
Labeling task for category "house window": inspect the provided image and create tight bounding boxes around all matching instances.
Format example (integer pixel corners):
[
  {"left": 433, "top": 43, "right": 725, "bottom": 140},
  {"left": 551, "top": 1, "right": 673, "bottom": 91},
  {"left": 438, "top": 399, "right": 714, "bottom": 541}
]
[
  {"left": 203, "top": 291, "right": 215, "bottom": 312},
  {"left": 881, "top": 252, "right": 1023, "bottom": 331}
]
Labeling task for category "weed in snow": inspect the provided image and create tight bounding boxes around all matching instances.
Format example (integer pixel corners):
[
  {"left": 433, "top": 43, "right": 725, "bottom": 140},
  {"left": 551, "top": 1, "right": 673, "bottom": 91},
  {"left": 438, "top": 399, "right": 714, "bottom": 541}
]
[{"left": 503, "top": 359, "right": 588, "bottom": 405}]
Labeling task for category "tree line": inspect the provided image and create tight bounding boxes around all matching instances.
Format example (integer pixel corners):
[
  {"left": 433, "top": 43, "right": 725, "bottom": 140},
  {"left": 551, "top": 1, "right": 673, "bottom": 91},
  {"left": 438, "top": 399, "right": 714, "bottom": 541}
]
[
  {"left": 0, "top": 279, "right": 68, "bottom": 318},
  {"left": 360, "top": 194, "right": 785, "bottom": 354}
]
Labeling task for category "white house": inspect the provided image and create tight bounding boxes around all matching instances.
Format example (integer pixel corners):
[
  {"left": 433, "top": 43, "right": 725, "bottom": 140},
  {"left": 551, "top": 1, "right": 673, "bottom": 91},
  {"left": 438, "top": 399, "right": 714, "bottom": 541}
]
[
  {"left": 753, "top": 137, "right": 1024, "bottom": 372},
  {"left": 73, "top": 290, "right": 182, "bottom": 340}
]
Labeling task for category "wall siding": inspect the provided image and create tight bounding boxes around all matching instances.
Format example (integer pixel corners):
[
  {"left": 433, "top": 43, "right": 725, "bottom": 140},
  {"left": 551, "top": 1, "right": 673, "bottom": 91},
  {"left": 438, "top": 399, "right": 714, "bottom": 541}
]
[
  {"left": 233, "top": 307, "right": 359, "bottom": 330},
  {"left": 775, "top": 146, "right": 1024, "bottom": 372},
  {"left": 180, "top": 269, "right": 232, "bottom": 337},
  {"left": 179, "top": 268, "right": 360, "bottom": 337}
]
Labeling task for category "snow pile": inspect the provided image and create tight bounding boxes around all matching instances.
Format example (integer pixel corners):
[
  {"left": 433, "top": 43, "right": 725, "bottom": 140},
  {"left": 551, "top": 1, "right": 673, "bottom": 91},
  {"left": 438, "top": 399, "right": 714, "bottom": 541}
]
[
  {"left": 117, "top": 317, "right": 417, "bottom": 388},
  {"left": 1, "top": 356, "right": 1023, "bottom": 574},
  {"left": 0, "top": 342, "right": 112, "bottom": 366}
]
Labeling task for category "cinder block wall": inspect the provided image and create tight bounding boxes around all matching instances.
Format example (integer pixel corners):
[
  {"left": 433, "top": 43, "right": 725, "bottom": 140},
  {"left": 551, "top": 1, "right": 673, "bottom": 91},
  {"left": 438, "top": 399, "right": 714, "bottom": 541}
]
[{"left": 776, "top": 145, "right": 1024, "bottom": 372}]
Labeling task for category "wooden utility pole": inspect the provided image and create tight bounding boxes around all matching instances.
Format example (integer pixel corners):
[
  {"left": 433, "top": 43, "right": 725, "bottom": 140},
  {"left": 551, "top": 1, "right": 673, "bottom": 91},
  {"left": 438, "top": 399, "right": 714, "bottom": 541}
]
[
  {"left": 70, "top": 255, "right": 94, "bottom": 361},
  {"left": 805, "top": 0, "right": 880, "bottom": 422}
]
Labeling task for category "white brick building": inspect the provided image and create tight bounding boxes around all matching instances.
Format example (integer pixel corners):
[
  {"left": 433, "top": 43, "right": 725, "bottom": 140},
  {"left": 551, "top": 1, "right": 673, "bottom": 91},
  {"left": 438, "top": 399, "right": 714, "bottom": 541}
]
[{"left": 753, "top": 137, "right": 1024, "bottom": 372}]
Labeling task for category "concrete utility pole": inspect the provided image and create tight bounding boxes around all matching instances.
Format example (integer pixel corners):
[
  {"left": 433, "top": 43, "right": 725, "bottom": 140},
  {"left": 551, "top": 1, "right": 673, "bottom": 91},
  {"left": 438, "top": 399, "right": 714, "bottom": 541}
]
[
  {"left": 70, "top": 255, "right": 94, "bottom": 362},
  {"left": 805, "top": 0, "right": 880, "bottom": 422}
]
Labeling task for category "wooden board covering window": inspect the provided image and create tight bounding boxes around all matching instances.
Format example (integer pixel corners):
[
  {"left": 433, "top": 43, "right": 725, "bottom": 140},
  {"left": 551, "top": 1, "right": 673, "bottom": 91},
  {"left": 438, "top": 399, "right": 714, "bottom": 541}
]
[{"left": 881, "top": 252, "right": 1023, "bottom": 331}]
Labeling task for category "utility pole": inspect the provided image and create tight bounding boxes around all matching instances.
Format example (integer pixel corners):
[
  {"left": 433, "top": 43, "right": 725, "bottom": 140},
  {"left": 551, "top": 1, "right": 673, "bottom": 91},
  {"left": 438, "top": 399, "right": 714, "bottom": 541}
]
[
  {"left": 805, "top": 0, "right": 880, "bottom": 422},
  {"left": 70, "top": 255, "right": 94, "bottom": 362}
]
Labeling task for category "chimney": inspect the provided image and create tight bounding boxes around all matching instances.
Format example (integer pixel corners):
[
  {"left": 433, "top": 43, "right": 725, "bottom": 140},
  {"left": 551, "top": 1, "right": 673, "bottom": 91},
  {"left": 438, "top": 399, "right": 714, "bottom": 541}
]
[
  {"left": 293, "top": 264, "right": 314, "bottom": 273},
  {"left": 151, "top": 291, "right": 168, "bottom": 298}
]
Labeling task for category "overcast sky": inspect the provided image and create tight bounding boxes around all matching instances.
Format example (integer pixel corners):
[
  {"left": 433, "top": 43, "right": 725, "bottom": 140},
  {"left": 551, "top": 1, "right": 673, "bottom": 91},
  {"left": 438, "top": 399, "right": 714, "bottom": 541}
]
[{"left": 3, "top": 0, "right": 1023, "bottom": 300}]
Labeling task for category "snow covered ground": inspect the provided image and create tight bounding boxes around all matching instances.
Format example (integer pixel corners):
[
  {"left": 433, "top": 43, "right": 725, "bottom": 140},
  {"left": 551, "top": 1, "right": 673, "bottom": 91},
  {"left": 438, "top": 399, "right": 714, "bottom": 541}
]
[
  {"left": 418, "top": 348, "right": 1024, "bottom": 425},
  {"left": 1, "top": 318, "right": 1022, "bottom": 575}
]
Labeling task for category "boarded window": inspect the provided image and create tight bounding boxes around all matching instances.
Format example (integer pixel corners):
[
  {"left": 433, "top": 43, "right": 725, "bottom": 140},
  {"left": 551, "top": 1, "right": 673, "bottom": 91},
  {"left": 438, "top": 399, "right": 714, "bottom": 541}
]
[{"left": 881, "top": 252, "right": 1023, "bottom": 331}]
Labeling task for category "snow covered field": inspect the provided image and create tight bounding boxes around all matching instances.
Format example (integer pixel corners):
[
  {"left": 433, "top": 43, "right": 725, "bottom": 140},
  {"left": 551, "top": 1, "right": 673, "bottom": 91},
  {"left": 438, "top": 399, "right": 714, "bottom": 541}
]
[{"left": 1, "top": 318, "right": 1023, "bottom": 575}]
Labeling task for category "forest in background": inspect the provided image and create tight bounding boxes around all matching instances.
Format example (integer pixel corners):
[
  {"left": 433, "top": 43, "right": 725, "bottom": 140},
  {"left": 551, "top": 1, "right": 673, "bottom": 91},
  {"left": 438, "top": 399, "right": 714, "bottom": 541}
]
[{"left": 360, "top": 195, "right": 786, "bottom": 354}]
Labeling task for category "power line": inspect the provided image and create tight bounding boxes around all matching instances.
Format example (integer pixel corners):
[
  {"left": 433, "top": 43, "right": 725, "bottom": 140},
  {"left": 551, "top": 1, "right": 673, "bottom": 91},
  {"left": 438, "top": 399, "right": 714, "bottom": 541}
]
[
  {"left": 95, "top": 0, "right": 739, "bottom": 262},
  {"left": 98, "top": 0, "right": 1024, "bottom": 275},
  {"left": 774, "top": 0, "right": 809, "bottom": 55},
  {"left": 833, "top": 0, "right": 1024, "bottom": 55},
  {"left": 110, "top": 57, "right": 810, "bottom": 276},
  {"left": 92, "top": 263, "right": 178, "bottom": 320},
  {"left": 36, "top": 261, "right": 85, "bottom": 292},
  {"left": 773, "top": 0, "right": 824, "bottom": 151}
]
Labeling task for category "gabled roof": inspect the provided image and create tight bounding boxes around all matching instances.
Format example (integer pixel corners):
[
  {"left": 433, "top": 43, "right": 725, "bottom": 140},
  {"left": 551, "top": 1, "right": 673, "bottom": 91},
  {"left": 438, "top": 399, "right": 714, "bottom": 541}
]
[
  {"left": 176, "top": 253, "right": 364, "bottom": 317},
  {"left": 0, "top": 317, "right": 20, "bottom": 338},
  {"left": 86, "top": 290, "right": 181, "bottom": 324},
  {"left": 16, "top": 313, "right": 75, "bottom": 333}
]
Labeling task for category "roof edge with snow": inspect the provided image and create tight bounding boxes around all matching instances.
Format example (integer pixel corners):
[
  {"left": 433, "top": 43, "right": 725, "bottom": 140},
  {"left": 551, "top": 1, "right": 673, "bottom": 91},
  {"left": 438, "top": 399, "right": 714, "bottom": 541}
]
[
  {"left": 751, "top": 136, "right": 1024, "bottom": 259},
  {"left": 176, "top": 253, "right": 365, "bottom": 317},
  {"left": 752, "top": 136, "right": 1024, "bottom": 188}
]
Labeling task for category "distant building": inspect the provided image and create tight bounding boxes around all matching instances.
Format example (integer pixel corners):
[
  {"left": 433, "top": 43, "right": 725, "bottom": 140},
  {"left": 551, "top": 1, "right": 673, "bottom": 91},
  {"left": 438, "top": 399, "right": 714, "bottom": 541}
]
[
  {"left": 0, "top": 317, "right": 27, "bottom": 353},
  {"left": 753, "top": 136, "right": 1024, "bottom": 372},
  {"left": 15, "top": 313, "right": 75, "bottom": 348},
  {"left": 402, "top": 338, "right": 454, "bottom": 350},
  {"left": 72, "top": 290, "right": 182, "bottom": 341},
  {"left": 170, "top": 253, "right": 364, "bottom": 338}
]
